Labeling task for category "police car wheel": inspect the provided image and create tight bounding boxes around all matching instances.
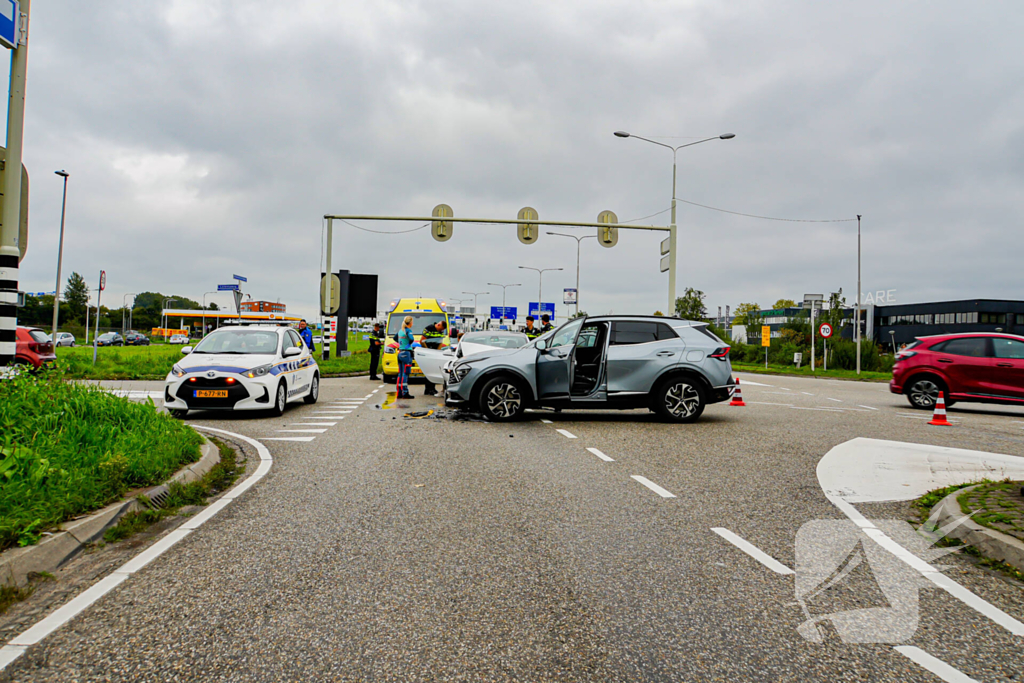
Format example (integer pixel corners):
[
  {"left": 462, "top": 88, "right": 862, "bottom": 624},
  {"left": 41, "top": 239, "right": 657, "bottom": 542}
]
[
  {"left": 270, "top": 381, "right": 288, "bottom": 417},
  {"left": 304, "top": 373, "right": 320, "bottom": 404},
  {"left": 653, "top": 378, "right": 705, "bottom": 423},
  {"left": 479, "top": 376, "right": 525, "bottom": 422}
]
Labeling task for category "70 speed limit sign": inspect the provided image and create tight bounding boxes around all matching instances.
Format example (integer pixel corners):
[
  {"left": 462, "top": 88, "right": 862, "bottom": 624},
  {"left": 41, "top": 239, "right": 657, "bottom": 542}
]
[{"left": 819, "top": 322, "right": 833, "bottom": 338}]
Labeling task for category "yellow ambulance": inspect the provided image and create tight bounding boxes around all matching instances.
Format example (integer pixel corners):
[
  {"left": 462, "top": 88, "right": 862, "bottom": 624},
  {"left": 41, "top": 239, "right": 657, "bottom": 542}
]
[{"left": 381, "top": 298, "right": 451, "bottom": 383}]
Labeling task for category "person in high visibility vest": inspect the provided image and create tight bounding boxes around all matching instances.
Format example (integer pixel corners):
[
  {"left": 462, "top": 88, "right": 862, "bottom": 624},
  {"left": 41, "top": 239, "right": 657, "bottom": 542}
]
[
  {"left": 524, "top": 316, "right": 541, "bottom": 340},
  {"left": 539, "top": 314, "right": 554, "bottom": 335}
]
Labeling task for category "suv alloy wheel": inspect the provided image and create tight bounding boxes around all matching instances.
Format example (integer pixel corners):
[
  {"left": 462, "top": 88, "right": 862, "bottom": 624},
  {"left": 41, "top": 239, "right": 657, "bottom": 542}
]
[
  {"left": 654, "top": 378, "right": 706, "bottom": 423},
  {"left": 479, "top": 376, "right": 525, "bottom": 422}
]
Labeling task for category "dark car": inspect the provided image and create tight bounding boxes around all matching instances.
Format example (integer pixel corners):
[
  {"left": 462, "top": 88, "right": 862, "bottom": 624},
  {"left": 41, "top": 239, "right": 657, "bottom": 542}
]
[
  {"left": 890, "top": 333, "right": 1024, "bottom": 409},
  {"left": 125, "top": 332, "right": 150, "bottom": 346},
  {"left": 95, "top": 332, "right": 124, "bottom": 347},
  {"left": 15, "top": 327, "right": 56, "bottom": 368}
]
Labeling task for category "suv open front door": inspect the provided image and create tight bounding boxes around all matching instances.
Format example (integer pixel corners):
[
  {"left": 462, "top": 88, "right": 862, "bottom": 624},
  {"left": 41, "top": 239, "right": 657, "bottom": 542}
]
[{"left": 535, "top": 318, "right": 584, "bottom": 399}]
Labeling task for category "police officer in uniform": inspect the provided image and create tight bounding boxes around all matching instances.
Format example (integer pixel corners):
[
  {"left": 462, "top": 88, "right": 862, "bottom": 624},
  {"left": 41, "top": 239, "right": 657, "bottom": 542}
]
[
  {"left": 368, "top": 322, "right": 384, "bottom": 380},
  {"left": 539, "top": 314, "right": 554, "bottom": 336},
  {"left": 523, "top": 316, "right": 540, "bottom": 340},
  {"left": 421, "top": 320, "right": 447, "bottom": 396}
]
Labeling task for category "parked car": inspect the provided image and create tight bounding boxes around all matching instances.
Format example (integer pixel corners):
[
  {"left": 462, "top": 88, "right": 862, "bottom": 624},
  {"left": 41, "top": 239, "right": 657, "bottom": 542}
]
[
  {"left": 15, "top": 327, "right": 56, "bottom": 368},
  {"left": 95, "top": 332, "right": 124, "bottom": 347},
  {"left": 53, "top": 332, "right": 76, "bottom": 347},
  {"left": 168, "top": 334, "right": 190, "bottom": 344},
  {"left": 444, "top": 315, "right": 735, "bottom": 422},
  {"left": 163, "top": 325, "right": 319, "bottom": 417},
  {"left": 891, "top": 332, "right": 1024, "bottom": 409},
  {"left": 125, "top": 332, "right": 151, "bottom": 346}
]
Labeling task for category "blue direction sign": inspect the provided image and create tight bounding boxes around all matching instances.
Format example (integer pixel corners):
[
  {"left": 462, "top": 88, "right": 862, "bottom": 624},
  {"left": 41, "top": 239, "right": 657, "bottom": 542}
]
[
  {"left": 217, "top": 284, "right": 240, "bottom": 291},
  {"left": 490, "top": 306, "right": 517, "bottom": 319},
  {"left": 233, "top": 274, "right": 247, "bottom": 282},
  {"left": 528, "top": 302, "right": 555, "bottom": 319},
  {"left": 0, "top": 2, "right": 18, "bottom": 51}
]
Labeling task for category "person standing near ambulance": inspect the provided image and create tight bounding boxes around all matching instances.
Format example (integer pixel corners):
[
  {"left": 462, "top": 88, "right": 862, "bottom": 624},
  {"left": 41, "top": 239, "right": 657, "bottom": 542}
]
[
  {"left": 396, "top": 316, "right": 415, "bottom": 399},
  {"left": 368, "top": 322, "right": 384, "bottom": 381}
]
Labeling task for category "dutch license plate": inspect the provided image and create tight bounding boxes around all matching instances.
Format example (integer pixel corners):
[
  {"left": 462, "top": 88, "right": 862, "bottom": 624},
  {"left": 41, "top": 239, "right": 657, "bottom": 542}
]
[{"left": 195, "top": 390, "right": 228, "bottom": 398}]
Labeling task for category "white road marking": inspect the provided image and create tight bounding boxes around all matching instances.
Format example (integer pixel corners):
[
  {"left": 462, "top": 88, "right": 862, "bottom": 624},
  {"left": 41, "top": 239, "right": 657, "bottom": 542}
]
[
  {"left": 371, "top": 389, "right": 378, "bottom": 394},
  {"left": 264, "top": 436, "right": 317, "bottom": 442},
  {"left": 764, "top": 391, "right": 796, "bottom": 395},
  {"left": 711, "top": 527, "right": 794, "bottom": 575},
  {"left": 748, "top": 401, "right": 795, "bottom": 407},
  {"left": 631, "top": 475, "right": 676, "bottom": 498},
  {"left": 858, "top": 405, "right": 879, "bottom": 411},
  {"left": 737, "top": 379, "right": 773, "bottom": 387},
  {"left": 898, "top": 414, "right": 958, "bottom": 421},
  {"left": 587, "top": 447, "right": 614, "bottom": 462},
  {"left": 378, "top": 384, "right": 385, "bottom": 388},
  {"left": 316, "top": 410, "right": 352, "bottom": 414},
  {"left": 826, "top": 397, "right": 842, "bottom": 402},
  {"left": 290, "top": 422, "right": 337, "bottom": 426},
  {"left": 540, "top": 419, "right": 553, "bottom": 424},
  {"left": 780, "top": 387, "right": 792, "bottom": 391},
  {"left": 790, "top": 406, "right": 844, "bottom": 412},
  {"left": 0, "top": 427, "right": 273, "bottom": 672},
  {"left": 556, "top": 429, "right": 577, "bottom": 439},
  {"left": 277, "top": 429, "right": 327, "bottom": 433},
  {"left": 364, "top": 394, "right": 373, "bottom": 398},
  {"left": 801, "top": 391, "right": 815, "bottom": 396},
  {"left": 894, "top": 646, "right": 979, "bottom": 683}
]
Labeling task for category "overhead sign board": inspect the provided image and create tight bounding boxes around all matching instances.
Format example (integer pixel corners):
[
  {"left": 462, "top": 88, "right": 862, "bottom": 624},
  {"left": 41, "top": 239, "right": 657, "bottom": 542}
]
[
  {"left": 529, "top": 302, "right": 555, "bottom": 319},
  {"left": 490, "top": 306, "right": 517, "bottom": 320},
  {"left": 761, "top": 325, "right": 771, "bottom": 347},
  {"left": 233, "top": 274, "right": 247, "bottom": 282},
  {"left": 563, "top": 288, "right": 577, "bottom": 305},
  {"left": 0, "top": 1, "right": 18, "bottom": 51},
  {"left": 217, "top": 283, "right": 240, "bottom": 291}
]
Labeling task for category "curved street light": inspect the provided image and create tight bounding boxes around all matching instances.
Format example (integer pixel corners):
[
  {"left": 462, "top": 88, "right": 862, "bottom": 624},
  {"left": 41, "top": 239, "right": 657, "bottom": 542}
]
[
  {"left": 517, "top": 266, "right": 563, "bottom": 312},
  {"left": 614, "top": 131, "right": 735, "bottom": 312},
  {"left": 546, "top": 233, "right": 595, "bottom": 316},
  {"left": 487, "top": 283, "right": 521, "bottom": 321}
]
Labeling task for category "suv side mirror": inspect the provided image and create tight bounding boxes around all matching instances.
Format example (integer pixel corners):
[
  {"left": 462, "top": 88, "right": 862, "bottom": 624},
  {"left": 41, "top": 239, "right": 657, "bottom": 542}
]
[
  {"left": 283, "top": 346, "right": 302, "bottom": 358},
  {"left": 181, "top": 346, "right": 193, "bottom": 355}
]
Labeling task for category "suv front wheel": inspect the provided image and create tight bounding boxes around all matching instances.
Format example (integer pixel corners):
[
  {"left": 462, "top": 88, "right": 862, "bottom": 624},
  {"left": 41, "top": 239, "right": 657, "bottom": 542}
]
[
  {"left": 653, "top": 377, "right": 706, "bottom": 423},
  {"left": 478, "top": 376, "right": 526, "bottom": 422}
]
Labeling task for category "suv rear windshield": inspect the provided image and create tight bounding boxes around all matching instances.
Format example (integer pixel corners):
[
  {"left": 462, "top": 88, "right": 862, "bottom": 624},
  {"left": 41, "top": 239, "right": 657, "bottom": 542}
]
[{"left": 387, "top": 313, "right": 447, "bottom": 336}]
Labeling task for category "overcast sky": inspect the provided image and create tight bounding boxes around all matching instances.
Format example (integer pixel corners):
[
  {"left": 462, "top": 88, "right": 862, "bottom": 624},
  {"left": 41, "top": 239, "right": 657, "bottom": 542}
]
[{"left": 12, "top": 0, "right": 1024, "bottom": 323}]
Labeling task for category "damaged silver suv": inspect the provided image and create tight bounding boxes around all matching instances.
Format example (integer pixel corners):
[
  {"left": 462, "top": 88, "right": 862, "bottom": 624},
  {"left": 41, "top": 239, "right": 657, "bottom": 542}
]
[{"left": 444, "top": 315, "right": 735, "bottom": 422}]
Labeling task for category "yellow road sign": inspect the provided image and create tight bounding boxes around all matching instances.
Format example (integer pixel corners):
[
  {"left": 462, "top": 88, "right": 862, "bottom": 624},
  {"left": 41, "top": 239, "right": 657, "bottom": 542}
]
[{"left": 761, "top": 325, "right": 771, "bottom": 347}]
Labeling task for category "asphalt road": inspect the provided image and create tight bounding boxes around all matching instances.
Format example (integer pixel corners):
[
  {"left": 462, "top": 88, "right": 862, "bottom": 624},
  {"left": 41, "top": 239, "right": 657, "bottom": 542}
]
[{"left": 5, "top": 373, "right": 1024, "bottom": 681}]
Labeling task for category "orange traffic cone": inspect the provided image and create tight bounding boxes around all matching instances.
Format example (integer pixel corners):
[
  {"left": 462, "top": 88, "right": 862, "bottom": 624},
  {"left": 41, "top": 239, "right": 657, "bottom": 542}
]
[
  {"left": 730, "top": 378, "right": 746, "bottom": 406},
  {"left": 928, "top": 391, "right": 951, "bottom": 426}
]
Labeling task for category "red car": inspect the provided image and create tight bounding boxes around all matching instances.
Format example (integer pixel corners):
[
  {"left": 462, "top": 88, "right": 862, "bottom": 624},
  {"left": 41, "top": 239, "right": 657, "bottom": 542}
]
[
  {"left": 15, "top": 326, "right": 56, "bottom": 369},
  {"left": 890, "top": 332, "right": 1024, "bottom": 409}
]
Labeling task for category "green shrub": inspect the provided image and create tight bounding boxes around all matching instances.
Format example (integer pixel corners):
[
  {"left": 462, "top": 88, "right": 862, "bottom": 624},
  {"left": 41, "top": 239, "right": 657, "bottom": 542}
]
[{"left": 0, "top": 366, "right": 203, "bottom": 550}]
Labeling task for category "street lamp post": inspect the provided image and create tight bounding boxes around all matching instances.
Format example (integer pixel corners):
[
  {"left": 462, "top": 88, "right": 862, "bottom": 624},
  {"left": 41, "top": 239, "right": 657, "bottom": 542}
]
[
  {"left": 614, "top": 131, "right": 735, "bottom": 313},
  {"left": 487, "top": 282, "right": 521, "bottom": 324},
  {"left": 546, "top": 233, "right": 594, "bottom": 316},
  {"left": 517, "top": 266, "right": 563, "bottom": 313},
  {"left": 122, "top": 292, "right": 137, "bottom": 337},
  {"left": 856, "top": 215, "right": 862, "bottom": 375},
  {"left": 462, "top": 291, "right": 489, "bottom": 329},
  {"left": 162, "top": 298, "right": 178, "bottom": 335},
  {"left": 50, "top": 170, "right": 70, "bottom": 343}
]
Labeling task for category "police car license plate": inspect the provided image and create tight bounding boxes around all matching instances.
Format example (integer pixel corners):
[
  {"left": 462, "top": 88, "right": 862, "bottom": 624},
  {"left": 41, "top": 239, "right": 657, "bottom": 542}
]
[{"left": 195, "top": 390, "right": 228, "bottom": 398}]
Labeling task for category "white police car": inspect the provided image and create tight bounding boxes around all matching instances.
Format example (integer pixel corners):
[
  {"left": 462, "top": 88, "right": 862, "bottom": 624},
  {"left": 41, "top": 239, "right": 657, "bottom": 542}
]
[{"left": 163, "top": 325, "right": 318, "bottom": 417}]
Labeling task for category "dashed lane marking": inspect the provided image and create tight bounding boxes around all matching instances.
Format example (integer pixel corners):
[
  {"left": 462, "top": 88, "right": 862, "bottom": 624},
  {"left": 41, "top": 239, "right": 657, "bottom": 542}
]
[
  {"left": 264, "top": 436, "right": 317, "bottom": 442},
  {"left": 826, "top": 398, "right": 842, "bottom": 402},
  {"left": 540, "top": 419, "right": 553, "bottom": 424},
  {"left": 801, "top": 391, "right": 815, "bottom": 396},
  {"left": 556, "top": 429, "right": 577, "bottom": 439},
  {"left": 631, "top": 475, "right": 676, "bottom": 498},
  {"left": 893, "top": 646, "right": 979, "bottom": 683},
  {"left": 587, "top": 447, "right": 614, "bottom": 462},
  {"left": 737, "top": 379, "right": 773, "bottom": 387},
  {"left": 277, "top": 429, "right": 328, "bottom": 433},
  {"left": 790, "top": 406, "right": 844, "bottom": 412},
  {"left": 748, "top": 401, "right": 795, "bottom": 407},
  {"left": 290, "top": 422, "right": 337, "bottom": 426},
  {"left": 711, "top": 527, "right": 794, "bottom": 575},
  {"left": 0, "top": 427, "right": 273, "bottom": 672},
  {"left": 858, "top": 405, "right": 879, "bottom": 411}
]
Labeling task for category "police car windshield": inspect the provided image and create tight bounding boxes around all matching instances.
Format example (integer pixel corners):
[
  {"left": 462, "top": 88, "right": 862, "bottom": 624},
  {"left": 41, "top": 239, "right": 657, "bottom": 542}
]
[
  {"left": 192, "top": 329, "right": 280, "bottom": 355},
  {"left": 387, "top": 313, "right": 447, "bottom": 335}
]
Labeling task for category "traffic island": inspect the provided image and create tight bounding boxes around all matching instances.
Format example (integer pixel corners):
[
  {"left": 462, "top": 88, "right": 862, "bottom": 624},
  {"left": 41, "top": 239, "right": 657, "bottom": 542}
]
[{"left": 923, "top": 481, "right": 1024, "bottom": 579}]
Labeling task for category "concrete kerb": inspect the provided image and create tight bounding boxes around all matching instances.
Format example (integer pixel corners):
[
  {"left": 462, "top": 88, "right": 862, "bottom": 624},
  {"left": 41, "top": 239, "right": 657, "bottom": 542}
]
[
  {"left": 933, "top": 484, "right": 1024, "bottom": 573},
  {"left": 0, "top": 434, "right": 221, "bottom": 588}
]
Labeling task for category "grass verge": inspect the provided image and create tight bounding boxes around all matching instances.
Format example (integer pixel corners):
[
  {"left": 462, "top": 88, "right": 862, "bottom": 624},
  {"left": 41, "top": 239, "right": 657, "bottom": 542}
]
[
  {"left": 103, "top": 437, "right": 243, "bottom": 543},
  {"left": 0, "top": 367, "right": 203, "bottom": 550},
  {"left": 732, "top": 362, "right": 891, "bottom": 382}
]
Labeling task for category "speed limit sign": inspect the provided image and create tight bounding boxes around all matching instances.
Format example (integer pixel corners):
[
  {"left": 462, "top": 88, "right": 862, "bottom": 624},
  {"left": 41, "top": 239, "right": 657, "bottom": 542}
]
[{"left": 819, "top": 322, "right": 833, "bottom": 338}]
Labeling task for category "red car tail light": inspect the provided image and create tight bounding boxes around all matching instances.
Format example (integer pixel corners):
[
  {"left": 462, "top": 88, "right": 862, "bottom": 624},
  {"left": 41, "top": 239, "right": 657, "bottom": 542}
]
[{"left": 709, "top": 346, "right": 731, "bottom": 359}]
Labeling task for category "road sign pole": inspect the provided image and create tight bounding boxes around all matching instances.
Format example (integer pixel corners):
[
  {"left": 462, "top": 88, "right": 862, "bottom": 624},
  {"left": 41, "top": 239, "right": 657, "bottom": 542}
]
[
  {"left": 810, "top": 306, "right": 815, "bottom": 372},
  {"left": 0, "top": 0, "right": 27, "bottom": 366},
  {"left": 668, "top": 152, "right": 677, "bottom": 315},
  {"left": 324, "top": 217, "right": 333, "bottom": 360}
]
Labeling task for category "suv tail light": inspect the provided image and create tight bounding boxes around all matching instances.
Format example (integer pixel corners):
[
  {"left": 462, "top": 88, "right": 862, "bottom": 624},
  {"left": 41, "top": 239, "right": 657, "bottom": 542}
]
[
  {"left": 709, "top": 346, "right": 731, "bottom": 359},
  {"left": 895, "top": 350, "right": 917, "bottom": 360}
]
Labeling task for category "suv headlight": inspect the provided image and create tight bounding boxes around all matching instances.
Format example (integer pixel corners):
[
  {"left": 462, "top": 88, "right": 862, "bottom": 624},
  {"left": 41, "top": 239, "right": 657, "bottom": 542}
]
[
  {"left": 243, "top": 363, "right": 273, "bottom": 378},
  {"left": 171, "top": 364, "right": 186, "bottom": 378},
  {"left": 451, "top": 363, "right": 472, "bottom": 382}
]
